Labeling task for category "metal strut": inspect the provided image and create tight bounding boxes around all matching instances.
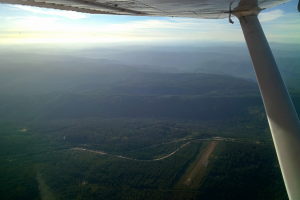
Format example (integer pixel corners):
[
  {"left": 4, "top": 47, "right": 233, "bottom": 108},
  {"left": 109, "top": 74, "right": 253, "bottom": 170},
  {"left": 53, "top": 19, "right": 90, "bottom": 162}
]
[
  {"left": 235, "top": 12, "right": 300, "bottom": 200},
  {"left": 228, "top": 2, "right": 234, "bottom": 24}
]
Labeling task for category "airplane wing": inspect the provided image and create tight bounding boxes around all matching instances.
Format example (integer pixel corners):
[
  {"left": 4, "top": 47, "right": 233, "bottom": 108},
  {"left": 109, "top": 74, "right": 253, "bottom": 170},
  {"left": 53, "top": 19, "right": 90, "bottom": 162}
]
[{"left": 0, "top": 0, "right": 289, "bottom": 19}]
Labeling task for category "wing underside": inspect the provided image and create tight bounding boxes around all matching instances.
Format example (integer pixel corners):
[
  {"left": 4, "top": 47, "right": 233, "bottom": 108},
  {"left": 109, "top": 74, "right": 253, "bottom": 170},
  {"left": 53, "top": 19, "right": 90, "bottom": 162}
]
[{"left": 0, "top": 0, "right": 288, "bottom": 18}]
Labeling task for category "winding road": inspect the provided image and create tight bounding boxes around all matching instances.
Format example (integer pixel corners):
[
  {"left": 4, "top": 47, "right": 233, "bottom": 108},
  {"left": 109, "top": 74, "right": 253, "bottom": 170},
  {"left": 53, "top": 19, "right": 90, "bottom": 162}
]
[{"left": 71, "top": 137, "right": 242, "bottom": 162}]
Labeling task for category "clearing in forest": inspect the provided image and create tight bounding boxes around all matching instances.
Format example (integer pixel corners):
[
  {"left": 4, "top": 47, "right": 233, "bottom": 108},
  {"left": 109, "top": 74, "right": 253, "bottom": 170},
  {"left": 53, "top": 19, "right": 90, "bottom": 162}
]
[{"left": 176, "top": 140, "right": 219, "bottom": 189}]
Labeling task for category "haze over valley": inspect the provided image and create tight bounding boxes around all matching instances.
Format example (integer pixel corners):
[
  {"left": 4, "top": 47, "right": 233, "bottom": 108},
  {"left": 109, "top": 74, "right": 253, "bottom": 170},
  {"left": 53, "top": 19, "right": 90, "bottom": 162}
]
[{"left": 1, "top": 43, "right": 299, "bottom": 200}]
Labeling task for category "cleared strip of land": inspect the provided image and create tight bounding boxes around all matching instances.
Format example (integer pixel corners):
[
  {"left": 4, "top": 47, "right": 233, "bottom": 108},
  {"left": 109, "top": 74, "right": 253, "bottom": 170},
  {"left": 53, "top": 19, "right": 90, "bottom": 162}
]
[
  {"left": 36, "top": 173, "right": 56, "bottom": 200},
  {"left": 176, "top": 140, "right": 219, "bottom": 189}
]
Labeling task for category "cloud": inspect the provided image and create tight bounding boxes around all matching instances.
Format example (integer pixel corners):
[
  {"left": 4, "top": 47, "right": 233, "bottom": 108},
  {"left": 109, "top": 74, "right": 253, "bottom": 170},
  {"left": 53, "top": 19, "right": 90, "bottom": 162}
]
[
  {"left": 0, "top": 4, "right": 298, "bottom": 45},
  {"left": 0, "top": 14, "right": 245, "bottom": 44},
  {"left": 12, "top": 5, "right": 88, "bottom": 19},
  {"left": 259, "top": 9, "right": 284, "bottom": 22}
]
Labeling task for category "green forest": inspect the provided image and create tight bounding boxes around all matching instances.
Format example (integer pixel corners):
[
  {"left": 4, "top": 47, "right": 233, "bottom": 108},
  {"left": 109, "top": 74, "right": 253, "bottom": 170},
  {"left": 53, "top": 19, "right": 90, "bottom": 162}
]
[{"left": 1, "top": 51, "right": 299, "bottom": 199}]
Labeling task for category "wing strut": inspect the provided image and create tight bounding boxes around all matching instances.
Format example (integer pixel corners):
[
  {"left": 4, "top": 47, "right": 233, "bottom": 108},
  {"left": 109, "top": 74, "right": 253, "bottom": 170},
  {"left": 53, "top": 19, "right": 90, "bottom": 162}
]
[{"left": 235, "top": 10, "right": 300, "bottom": 200}]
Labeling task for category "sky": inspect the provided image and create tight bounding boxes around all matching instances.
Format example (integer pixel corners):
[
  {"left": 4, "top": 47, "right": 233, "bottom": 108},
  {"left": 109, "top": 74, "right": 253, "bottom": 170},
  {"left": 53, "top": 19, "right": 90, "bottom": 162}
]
[{"left": 0, "top": 0, "right": 299, "bottom": 45}]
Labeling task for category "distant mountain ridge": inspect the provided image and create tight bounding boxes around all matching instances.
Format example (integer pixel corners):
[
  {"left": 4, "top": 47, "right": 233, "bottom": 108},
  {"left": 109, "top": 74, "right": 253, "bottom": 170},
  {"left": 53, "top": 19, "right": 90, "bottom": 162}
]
[{"left": 0, "top": 66, "right": 260, "bottom": 121}]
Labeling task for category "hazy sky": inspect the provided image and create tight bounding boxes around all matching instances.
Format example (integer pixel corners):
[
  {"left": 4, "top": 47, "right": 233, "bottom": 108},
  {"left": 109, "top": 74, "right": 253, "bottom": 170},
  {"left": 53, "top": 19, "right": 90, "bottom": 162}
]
[{"left": 0, "top": 0, "right": 299, "bottom": 45}]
